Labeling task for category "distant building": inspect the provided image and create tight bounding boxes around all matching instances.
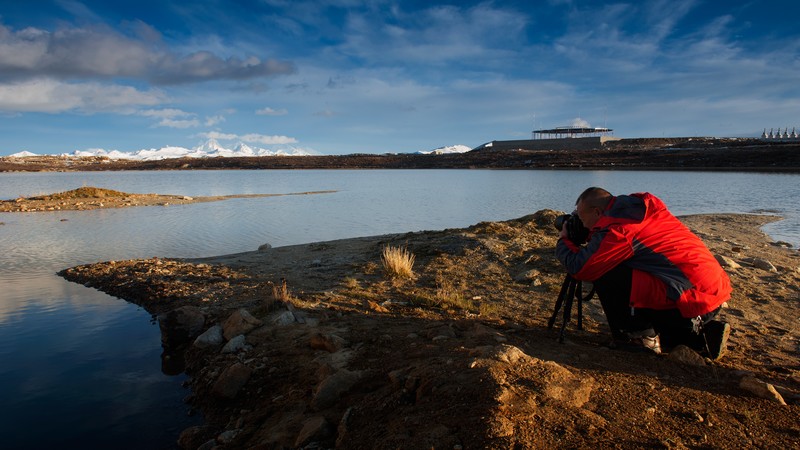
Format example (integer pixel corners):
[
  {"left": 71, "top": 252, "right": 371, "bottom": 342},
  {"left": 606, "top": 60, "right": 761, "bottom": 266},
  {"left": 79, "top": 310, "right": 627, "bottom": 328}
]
[
  {"left": 473, "top": 124, "right": 619, "bottom": 152},
  {"left": 532, "top": 126, "right": 614, "bottom": 139}
]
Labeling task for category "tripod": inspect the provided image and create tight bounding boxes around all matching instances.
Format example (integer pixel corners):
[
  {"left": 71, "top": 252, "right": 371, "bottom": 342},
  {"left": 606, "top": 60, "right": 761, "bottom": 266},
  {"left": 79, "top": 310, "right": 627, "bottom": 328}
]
[{"left": 547, "top": 274, "right": 595, "bottom": 343}]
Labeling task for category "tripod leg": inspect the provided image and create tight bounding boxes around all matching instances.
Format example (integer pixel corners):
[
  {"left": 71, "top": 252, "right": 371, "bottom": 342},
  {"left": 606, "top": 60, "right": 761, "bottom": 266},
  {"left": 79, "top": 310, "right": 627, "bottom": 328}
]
[
  {"left": 559, "top": 279, "right": 577, "bottom": 342},
  {"left": 548, "top": 275, "right": 572, "bottom": 329},
  {"left": 576, "top": 281, "right": 583, "bottom": 330}
]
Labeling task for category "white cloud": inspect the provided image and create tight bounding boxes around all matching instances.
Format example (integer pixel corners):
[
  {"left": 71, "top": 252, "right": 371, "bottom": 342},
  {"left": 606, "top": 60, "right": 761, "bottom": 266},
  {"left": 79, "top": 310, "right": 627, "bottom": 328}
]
[
  {"left": 0, "top": 78, "right": 162, "bottom": 113},
  {"left": 195, "top": 131, "right": 296, "bottom": 144},
  {"left": 205, "top": 115, "right": 225, "bottom": 126},
  {"left": 140, "top": 108, "right": 201, "bottom": 128},
  {"left": 198, "top": 131, "right": 239, "bottom": 140},
  {"left": 0, "top": 21, "right": 295, "bottom": 85},
  {"left": 256, "top": 107, "right": 288, "bottom": 116},
  {"left": 240, "top": 133, "right": 297, "bottom": 144}
]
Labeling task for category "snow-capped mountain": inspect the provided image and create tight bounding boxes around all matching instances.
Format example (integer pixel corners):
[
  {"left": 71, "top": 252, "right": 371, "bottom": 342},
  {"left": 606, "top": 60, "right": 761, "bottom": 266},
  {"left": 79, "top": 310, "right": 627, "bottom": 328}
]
[
  {"left": 416, "top": 144, "right": 472, "bottom": 155},
  {"left": 8, "top": 141, "right": 473, "bottom": 160},
  {"left": 8, "top": 140, "right": 318, "bottom": 161}
]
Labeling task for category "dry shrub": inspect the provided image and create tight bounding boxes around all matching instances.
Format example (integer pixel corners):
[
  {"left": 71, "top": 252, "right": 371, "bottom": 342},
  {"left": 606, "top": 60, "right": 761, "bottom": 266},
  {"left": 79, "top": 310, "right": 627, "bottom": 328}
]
[
  {"left": 381, "top": 245, "right": 415, "bottom": 278},
  {"left": 272, "top": 278, "right": 292, "bottom": 302}
]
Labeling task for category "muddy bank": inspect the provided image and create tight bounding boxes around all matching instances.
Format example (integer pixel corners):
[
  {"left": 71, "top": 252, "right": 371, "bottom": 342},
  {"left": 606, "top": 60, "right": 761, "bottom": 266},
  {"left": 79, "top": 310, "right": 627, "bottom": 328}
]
[{"left": 59, "top": 211, "right": 800, "bottom": 449}]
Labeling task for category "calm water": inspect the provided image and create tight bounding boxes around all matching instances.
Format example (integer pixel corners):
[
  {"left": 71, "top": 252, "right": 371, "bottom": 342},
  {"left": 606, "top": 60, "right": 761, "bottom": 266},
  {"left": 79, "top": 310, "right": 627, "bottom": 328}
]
[{"left": 1, "top": 169, "right": 799, "bottom": 448}]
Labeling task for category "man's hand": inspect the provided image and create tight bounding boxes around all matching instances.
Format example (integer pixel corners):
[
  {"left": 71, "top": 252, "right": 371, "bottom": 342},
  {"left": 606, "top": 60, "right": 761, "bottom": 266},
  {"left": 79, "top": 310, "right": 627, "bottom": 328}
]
[{"left": 560, "top": 222, "right": 569, "bottom": 240}]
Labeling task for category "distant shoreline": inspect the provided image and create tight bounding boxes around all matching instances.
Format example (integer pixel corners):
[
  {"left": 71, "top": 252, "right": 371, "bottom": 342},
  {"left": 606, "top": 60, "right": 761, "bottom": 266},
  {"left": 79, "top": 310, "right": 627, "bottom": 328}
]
[{"left": 2, "top": 138, "right": 800, "bottom": 173}]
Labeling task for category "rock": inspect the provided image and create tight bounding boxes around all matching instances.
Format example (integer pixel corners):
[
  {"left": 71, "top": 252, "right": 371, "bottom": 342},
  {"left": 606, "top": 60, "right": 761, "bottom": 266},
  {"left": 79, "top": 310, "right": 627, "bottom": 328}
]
[
  {"left": 535, "top": 359, "right": 595, "bottom": 408},
  {"left": 257, "top": 243, "right": 272, "bottom": 251},
  {"left": 221, "top": 335, "right": 248, "bottom": 353},
  {"left": 667, "top": 345, "right": 706, "bottom": 366},
  {"left": 217, "top": 429, "right": 239, "bottom": 444},
  {"left": 193, "top": 325, "right": 224, "bottom": 348},
  {"left": 715, "top": 254, "right": 741, "bottom": 270},
  {"left": 270, "top": 310, "right": 296, "bottom": 326},
  {"left": 312, "top": 369, "right": 363, "bottom": 409},
  {"left": 212, "top": 363, "right": 253, "bottom": 399},
  {"left": 310, "top": 333, "right": 348, "bottom": 352},
  {"left": 158, "top": 306, "right": 206, "bottom": 347},
  {"left": 739, "top": 376, "right": 786, "bottom": 405},
  {"left": 294, "top": 416, "right": 332, "bottom": 447},
  {"left": 489, "top": 344, "right": 529, "bottom": 365},
  {"left": 743, "top": 257, "right": 778, "bottom": 272},
  {"left": 514, "top": 268, "right": 541, "bottom": 282},
  {"left": 222, "top": 309, "right": 264, "bottom": 341},
  {"left": 177, "top": 425, "right": 210, "bottom": 450}
]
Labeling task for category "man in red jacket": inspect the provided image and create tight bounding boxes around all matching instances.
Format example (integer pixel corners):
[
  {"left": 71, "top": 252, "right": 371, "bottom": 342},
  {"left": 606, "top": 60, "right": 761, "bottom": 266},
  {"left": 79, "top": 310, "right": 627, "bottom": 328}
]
[{"left": 555, "top": 187, "right": 731, "bottom": 359}]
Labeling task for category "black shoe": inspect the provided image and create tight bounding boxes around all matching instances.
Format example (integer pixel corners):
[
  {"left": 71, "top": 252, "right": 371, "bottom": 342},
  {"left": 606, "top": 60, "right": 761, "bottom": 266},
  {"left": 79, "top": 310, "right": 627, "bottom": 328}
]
[{"left": 702, "top": 320, "right": 730, "bottom": 360}]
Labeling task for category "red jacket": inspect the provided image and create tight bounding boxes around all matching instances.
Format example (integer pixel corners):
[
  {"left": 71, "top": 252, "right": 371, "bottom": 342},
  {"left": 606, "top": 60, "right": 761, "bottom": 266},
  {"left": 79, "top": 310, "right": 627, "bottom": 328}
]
[{"left": 556, "top": 193, "right": 731, "bottom": 318}]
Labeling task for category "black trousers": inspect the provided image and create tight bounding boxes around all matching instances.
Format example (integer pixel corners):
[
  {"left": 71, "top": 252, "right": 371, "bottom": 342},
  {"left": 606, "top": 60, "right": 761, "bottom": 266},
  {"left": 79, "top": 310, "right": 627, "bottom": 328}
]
[{"left": 592, "top": 265, "right": 719, "bottom": 350}]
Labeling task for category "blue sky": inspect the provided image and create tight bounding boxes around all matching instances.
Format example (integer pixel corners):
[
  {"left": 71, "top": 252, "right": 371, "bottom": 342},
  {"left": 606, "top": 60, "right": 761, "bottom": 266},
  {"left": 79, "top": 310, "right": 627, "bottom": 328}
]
[{"left": 1, "top": 0, "right": 799, "bottom": 156}]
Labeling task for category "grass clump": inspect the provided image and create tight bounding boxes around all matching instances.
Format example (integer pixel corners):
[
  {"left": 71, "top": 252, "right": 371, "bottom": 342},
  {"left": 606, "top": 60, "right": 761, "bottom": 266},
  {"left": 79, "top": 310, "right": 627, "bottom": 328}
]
[{"left": 381, "top": 245, "right": 416, "bottom": 278}]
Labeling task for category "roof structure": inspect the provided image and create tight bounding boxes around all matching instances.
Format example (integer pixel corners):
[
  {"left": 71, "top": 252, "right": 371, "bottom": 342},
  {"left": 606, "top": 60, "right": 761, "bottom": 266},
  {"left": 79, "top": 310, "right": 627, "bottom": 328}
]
[{"left": 532, "top": 126, "right": 613, "bottom": 139}]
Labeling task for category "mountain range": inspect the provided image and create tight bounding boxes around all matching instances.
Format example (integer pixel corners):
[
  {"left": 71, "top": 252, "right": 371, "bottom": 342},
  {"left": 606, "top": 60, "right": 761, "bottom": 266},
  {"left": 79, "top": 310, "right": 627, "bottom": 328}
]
[{"left": 8, "top": 140, "right": 471, "bottom": 161}]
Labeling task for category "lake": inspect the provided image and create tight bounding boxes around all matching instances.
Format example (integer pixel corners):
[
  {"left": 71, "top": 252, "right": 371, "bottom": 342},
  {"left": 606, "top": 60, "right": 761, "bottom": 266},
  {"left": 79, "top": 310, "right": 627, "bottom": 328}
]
[{"left": 1, "top": 169, "right": 798, "bottom": 448}]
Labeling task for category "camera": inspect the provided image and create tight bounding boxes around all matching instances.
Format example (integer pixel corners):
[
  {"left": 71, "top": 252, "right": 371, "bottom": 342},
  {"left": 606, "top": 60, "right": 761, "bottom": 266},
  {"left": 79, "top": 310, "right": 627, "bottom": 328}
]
[{"left": 555, "top": 212, "right": 590, "bottom": 244}]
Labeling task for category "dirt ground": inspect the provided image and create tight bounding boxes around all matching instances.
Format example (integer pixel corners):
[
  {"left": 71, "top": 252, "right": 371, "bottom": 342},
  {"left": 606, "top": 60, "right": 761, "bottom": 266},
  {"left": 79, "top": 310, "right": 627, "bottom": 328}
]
[{"left": 55, "top": 197, "right": 800, "bottom": 449}]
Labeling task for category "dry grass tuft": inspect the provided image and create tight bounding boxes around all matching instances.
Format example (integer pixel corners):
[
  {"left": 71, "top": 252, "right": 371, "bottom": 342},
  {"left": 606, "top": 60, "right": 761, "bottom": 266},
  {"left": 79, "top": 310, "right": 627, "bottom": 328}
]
[
  {"left": 272, "top": 278, "right": 292, "bottom": 302},
  {"left": 381, "top": 245, "right": 416, "bottom": 278}
]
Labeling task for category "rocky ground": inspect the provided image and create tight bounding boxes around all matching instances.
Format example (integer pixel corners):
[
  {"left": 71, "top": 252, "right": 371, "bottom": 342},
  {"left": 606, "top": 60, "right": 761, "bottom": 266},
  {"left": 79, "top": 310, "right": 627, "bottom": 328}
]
[
  {"left": 57, "top": 207, "right": 800, "bottom": 449},
  {"left": 2, "top": 138, "right": 800, "bottom": 172}
]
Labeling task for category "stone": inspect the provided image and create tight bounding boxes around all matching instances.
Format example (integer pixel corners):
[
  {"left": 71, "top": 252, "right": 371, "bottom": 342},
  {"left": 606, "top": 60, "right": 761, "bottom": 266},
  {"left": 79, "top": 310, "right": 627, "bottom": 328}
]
[
  {"left": 193, "top": 325, "right": 224, "bottom": 349},
  {"left": 312, "top": 369, "right": 363, "bottom": 409},
  {"left": 514, "top": 269, "right": 541, "bottom": 282},
  {"left": 158, "top": 306, "right": 206, "bottom": 347},
  {"left": 178, "top": 425, "right": 209, "bottom": 450},
  {"left": 667, "top": 345, "right": 706, "bottom": 366},
  {"left": 310, "top": 333, "right": 347, "bottom": 353},
  {"left": 714, "top": 254, "right": 741, "bottom": 270},
  {"left": 739, "top": 376, "right": 786, "bottom": 405},
  {"left": 212, "top": 363, "right": 253, "bottom": 399},
  {"left": 743, "top": 257, "right": 778, "bottom": 272},
  {"left": 222, "top": 309, "right": 264, "bottom": 341},
  {"left": 217, "top": 429, "right": 239, "bottom": 444},
  {"left": 221, "top": 335, "right": 248, "bottom": 353},
  {"left": 269, "top": 310, "right": 296, "bottom": 326},
  {"left": 257, "top": 243, "right": 272, "bottom": 251},
  {"left": 294, "top": 416, "right": 332, "bottom": 447}
]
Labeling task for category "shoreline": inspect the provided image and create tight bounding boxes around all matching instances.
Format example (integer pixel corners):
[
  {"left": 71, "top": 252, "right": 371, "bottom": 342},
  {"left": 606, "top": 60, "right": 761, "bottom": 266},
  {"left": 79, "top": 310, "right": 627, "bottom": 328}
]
[
  {"left": 3, "top": 139, "right": 800, "bottom": 173},
  {"left": 58, "top": 211, "right": 800, "bottom": 449}
]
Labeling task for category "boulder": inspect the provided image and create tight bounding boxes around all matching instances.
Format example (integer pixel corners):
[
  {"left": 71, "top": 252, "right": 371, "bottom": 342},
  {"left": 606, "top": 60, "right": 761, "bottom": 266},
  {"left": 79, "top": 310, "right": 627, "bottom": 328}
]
[
  {"left": 193, "top": 325, "right": 224, "bottom": 349},
  {"left": 739, "top": 376, "right": 786, "bottom": 405},
  {"left": 221, "top": 335, "right": 248, "bottom": 354},
  {"left": 158, "top": 306, "right": 206, "bottom": 347},
  {"left": 667, "top": 345, "right": 706, "bottom": 366},
  {"left": 222, "top": 309, "right": 264, "bottom": 341},
  {"left": 212, "top": 363, "right": 253, "bottom": 399},
  {"left": 312, "top": 369, "right": 363, "bottom": 409},
  {"left": 294, "top": 416, "right": 332, "bottom": 447}
]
